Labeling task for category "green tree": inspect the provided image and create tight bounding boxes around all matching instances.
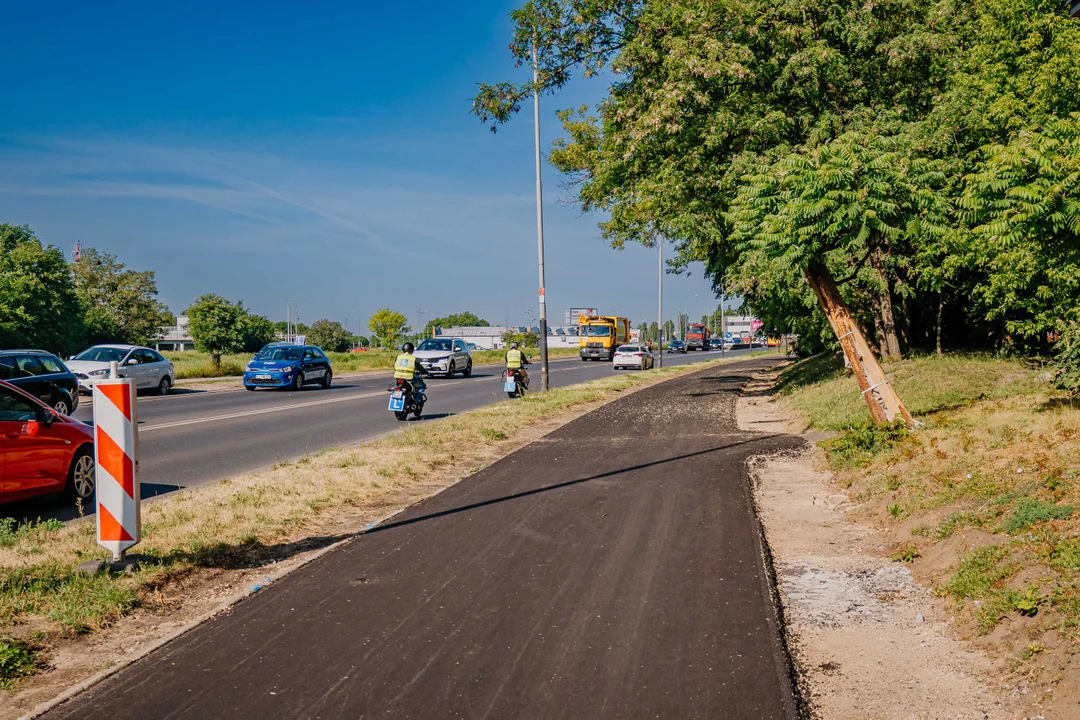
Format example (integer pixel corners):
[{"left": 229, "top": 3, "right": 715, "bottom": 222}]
[
  {"left": 0, "top": 224, "right": 85, "bottom": 354},
  {"left": 501, "top": 329, "right": 540, "bottom": 348},
  {"left": 239, "top": 310, "right": 276, "bottom": 353},
  {"left": 307, "top": 319, "right": 354, "bottom": 352},
  {"left": 1052, "top": 322, "right": 1080, "bottom": 403},
  {"left": 663, "top": 320, "right": 675, "bottom": 342},
  {"left": 648, "top": 321, "right": 659, "bottom": 344},
  {"left": 272, "top": 320, "right": 308, "bottom": 335},
  {"left": 369, "top": 308, "right": 410, "bottom": 349},
  {"left": 71, "top": 247, "right": 171, "bottom": 346},
  {"left": 427, "top": 312, "right": 489, "bottom": 335},
  {"left": 187, "top": 293, "right": 243, "bottom": 371}
]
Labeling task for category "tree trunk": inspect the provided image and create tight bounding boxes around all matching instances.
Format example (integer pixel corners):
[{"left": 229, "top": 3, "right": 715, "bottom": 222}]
[
  {"left": 871, "top": 248, "right": 902, "bottom": 359},
  {"left": 804, "top": 261, "right": 913, "bottom": 426},
  {"left": 936, "top": 293, "right": 944, "bottom": 356},
  {"left": 900, "top": 295, "right": 913, "bottom": 354},
  {"left": 212, "top": 353, "right": 221, "bottom": 373},
  {"left": 871, "top": 307, "right": 888, "bottom": 359}
]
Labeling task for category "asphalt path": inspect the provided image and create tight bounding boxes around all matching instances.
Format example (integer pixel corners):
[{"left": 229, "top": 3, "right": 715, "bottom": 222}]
[
  {"left": 43, "top": 356, "right": 802, "bottom": 720},
  {"left": 2, "top": 348, "right": 762, "bottom": 522}
]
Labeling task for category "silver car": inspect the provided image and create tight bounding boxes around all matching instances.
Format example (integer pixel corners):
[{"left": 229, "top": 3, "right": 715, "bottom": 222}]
[
  {"left": 67, "top": 344, "right": 176, "bottom": 395},
  {"left": 413, "top": 338, "right": 473, "bottom": 378},
  {"left": 613, "top": 344, "right": 655, "bottom": 371}
]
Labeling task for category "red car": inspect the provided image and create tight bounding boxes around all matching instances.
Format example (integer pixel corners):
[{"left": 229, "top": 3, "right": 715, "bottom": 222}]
[{"left": 0, "top": 379, "right": 95, "bottom": 505}]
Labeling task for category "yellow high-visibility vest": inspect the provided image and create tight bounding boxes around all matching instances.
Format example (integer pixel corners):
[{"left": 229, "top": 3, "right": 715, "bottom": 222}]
[
  {"left": 394, "top": 354, "right": 417, "bottom": 380},
  {"left": 506, "top": 349, "right": 523, "bottom": 369}
]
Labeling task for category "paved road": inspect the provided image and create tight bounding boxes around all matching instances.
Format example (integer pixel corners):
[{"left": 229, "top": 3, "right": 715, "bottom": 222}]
[
  {"left": 44, "top": 357, "right": 803, "bottom": 720},
  {"left": 4, "top": 348, "right": 763, "bottom": 522}
]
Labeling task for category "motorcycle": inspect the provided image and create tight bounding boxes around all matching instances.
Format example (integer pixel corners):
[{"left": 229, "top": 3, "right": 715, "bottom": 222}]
[
  {"left": 504, "top": 368, "right": 529, "bottom": 398},
  {"left": 388, "top": 378, "right": 425, "bottom": 421}
]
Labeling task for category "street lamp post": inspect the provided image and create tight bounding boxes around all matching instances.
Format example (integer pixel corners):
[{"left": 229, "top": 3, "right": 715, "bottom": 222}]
[
  {"left": 532, "top": 42, "right": 550, "bottom": 391},
  {"left": 657, "top": 240, "right": 663, "bottom": 368},
  {"left": 720, "top": 284, "right": 726, "bottom": 359}
]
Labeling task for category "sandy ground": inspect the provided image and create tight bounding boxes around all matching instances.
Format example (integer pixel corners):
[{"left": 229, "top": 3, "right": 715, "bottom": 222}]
[{"left": 739, "top": 367, "right": 1033, "bottom": 720}]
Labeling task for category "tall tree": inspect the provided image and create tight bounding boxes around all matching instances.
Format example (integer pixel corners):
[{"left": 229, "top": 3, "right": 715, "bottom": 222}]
[
  {"left": 369, "top": 308, "right": 410, "bottom": 349},
  {"left": 70, "top": 247, "right": 171, "bottom": 346},
  {"left": 239, "top": 310, "right": 276, "bottom": 353},
  {"left": 427, "top": 312, "right": 490, "bottom": 335},
  {"left": 307, "top": 319, "right": 355, "bottom": 353},
  {"left": 0, "top": 224, "right": 85, "bottom": 354},
  {"left": 187, "top": 294, "right": 243, "bottom": 371}
]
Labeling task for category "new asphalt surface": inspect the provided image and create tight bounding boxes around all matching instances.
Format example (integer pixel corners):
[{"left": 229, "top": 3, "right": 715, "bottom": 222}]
[
  {"left": 3, "top": 348, "right": 760, "bottom": 522},
  {"left": 43, "top": 356, "right": 803, "bottom": 720}
]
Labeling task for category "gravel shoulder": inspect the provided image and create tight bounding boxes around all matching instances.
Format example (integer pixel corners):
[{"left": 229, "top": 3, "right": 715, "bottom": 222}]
[{"left": 739, "top": 366, "right": 1027, "bottom": 719}]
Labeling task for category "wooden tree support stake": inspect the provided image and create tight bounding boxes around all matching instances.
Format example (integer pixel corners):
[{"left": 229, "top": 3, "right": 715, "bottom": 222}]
[{"left": 805, "top": 261, "right": 913, "bottom": 426}]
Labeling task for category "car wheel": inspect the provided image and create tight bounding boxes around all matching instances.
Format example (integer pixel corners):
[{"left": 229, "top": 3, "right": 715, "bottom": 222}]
[
  {"left": 158, "top": 376, "right": 172, "bottom": 396},
  {"left": 447, "top": 361, "right": 456, "bottom": 378},
  {"left": 53, "top": 396, "right": 71, "bottom": 416},
  {"left": 61, "top": 447, "right": 95, "bottom": 503},
  {"left": 245, "top": 385, "right": 257, "bottom": 391},
  {"left": 463, "top": 360, "right": 472, "bottom": 378},
  {"left": 321, "top": 370, "right": 332, "bottom": 389},
  {"left": 293, "top": 372, "right": 305, "bottom": 391}
]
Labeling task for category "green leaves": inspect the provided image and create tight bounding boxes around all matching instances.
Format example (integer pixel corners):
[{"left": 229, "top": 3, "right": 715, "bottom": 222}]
[{"left": 186, "top": 294, "right": 245, "bottom": 367}]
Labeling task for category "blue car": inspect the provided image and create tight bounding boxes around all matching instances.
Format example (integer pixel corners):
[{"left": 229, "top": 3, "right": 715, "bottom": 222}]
[{"left": 244, "top": 343, "right": 333, "bottom": 391}]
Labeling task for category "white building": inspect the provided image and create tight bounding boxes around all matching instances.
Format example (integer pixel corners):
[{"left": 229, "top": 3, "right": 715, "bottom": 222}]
[
  {"left": 155, "top": 315, "right": 194, "bottom": 352},
  {"left": 437, "top": 326, "right": 582, "bottom": 350}
]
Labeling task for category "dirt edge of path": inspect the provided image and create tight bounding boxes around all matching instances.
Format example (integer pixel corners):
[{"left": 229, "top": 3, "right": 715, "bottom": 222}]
[{"left": 739, "top": 366, "right": 1030, "bottom": 720}]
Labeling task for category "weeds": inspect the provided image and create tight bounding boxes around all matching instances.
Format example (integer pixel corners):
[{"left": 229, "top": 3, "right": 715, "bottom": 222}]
[
  {"left": 1000, "top": 498, "right": 1074, "bottom": 534},
  {"left": 0, "top": 638, "right": 37, "bottom": 687},
  {"left": 820, "top": 421, "right": 910, "bottom": 468}
]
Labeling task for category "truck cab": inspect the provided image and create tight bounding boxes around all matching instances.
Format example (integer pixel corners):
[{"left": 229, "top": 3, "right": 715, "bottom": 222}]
[
  {"left": 579, "top": 316, "right": 631, "bottom": 360},
  {"left": 686, "top": 323, "right": 710, "bottom": 351}
]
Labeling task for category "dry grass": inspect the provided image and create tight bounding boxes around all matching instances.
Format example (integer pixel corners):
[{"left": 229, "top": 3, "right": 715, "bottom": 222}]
[
  {"left": 165, "top": 347, "right": 582, "bottom": 380},
  {"left": 0, "top": 357, "right": 725, "bottom": 681},
  {"left": 778, "top": 352, "right": 1080, "bottom": 640}
]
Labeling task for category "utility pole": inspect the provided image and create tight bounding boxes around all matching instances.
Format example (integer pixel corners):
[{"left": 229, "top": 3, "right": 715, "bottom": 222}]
[
  {"left": 533, "top": 41, "right": 550, "bottom": 390},
  {"left": 720, "top": 284, "right": 726, "bottom": 359},
  {"left": 657, "top": 239, "right": 663, "bottom": 368}
]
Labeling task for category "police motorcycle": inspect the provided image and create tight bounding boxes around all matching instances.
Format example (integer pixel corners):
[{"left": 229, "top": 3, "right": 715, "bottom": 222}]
[
  {"left": 388, "top": 343, "right": 427, "bottom": 421},
  {"left": 503, "top": 345, "right": 530, "bottom": 399}
]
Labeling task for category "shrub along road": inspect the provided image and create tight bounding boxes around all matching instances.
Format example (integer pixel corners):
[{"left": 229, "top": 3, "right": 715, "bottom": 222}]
[
  {"left": 41, "top": 357, "right": 801, "bottom": 720},
  {"left": 3, "top": 349, "right": 759, "bottom": 522}
]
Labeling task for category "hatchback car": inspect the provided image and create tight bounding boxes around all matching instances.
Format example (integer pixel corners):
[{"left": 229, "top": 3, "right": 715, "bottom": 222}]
[
  {"left": 67, "top": 345, "right": 175, "bottom": 395},
  {"left": 244, "top": 343, "right": 333, "bottom": 390},
  {"left": 0, "top": 350, "right": 80, "bottom": 415},
  {"left": 414, "top": 338, "right": 473, "bottom": 378},
  {"left": 613, "top": 345, "right": 655, "bottom": 371},
  {"left": 0, "top": 380, "right": 95, "bottom": 505}
]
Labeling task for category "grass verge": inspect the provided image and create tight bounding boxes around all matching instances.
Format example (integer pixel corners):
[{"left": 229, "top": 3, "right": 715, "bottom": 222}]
[
  {"left": 0, "top": 356, "right": 726, "bottom": 689},
  {"left": 776, "top": 352, "right": 1080, "bottom": 644},
  {"left": 165, "top": 347, "right": 582, "bottom": 380}
]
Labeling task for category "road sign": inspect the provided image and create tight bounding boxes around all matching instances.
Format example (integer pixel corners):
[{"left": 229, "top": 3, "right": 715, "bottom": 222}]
[
  {"left": 93, "top": 377, "right": 141, "bottom": 561},
  {"left": 564, "top": 307, "right": 596, "bottom": 326}
]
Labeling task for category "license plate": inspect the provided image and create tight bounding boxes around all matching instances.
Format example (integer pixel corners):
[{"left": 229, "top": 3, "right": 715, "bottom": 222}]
[
  {"left": 256, "top": 374, "right": 272, "bottom": 380},
  {"left": 389, "top": 395, "right": 405, "bottom": 411},
  {"left": 392, "top": 390, "right": 403, "bottom": 399},
  {"left": 505, "top": 379, "right": 517, "bottom": 392}
]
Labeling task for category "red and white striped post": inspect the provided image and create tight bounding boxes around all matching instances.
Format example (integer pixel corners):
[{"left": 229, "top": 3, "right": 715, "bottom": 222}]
[{"left": 93, "top": 364, "right": 141, "bottom": 562}]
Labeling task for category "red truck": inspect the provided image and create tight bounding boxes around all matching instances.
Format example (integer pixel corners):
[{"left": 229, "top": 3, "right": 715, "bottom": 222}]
[{"left": 685, "top": 323, "right": 710, "bottom": 351}]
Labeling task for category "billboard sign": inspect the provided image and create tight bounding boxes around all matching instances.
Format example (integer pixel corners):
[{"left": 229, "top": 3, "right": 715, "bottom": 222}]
[{"left": 564, "top": 307, "right": 597, "bottom": 326}]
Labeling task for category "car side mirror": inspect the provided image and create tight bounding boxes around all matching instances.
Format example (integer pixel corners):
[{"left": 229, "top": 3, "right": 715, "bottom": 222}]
[
  {"left": 42, "top": 409, "right": 57, "bottom": 426},
  {"left": 126, "top": 358, "right": 138, "bottom": 366}
]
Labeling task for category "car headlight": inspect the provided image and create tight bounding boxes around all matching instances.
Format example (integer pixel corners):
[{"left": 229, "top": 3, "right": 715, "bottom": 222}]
[
  {"left": 280, "top": 366, "right": 295, "bottom": 373},
  {"left": 245, "top": 365, "right": 255, "bottom": 372},
  {"left": 88, "top": 369, "right": 110, "bottom": 376}
]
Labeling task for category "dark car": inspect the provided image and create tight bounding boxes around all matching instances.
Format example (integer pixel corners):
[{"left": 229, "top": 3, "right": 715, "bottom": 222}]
[
  {"left": 0, "top": 379, "right": 95, "bottom": 505},
  {"left": 0, "top": 350, "right": 80, "bottom": 415},
  {"left": 667, "top": 340, "right": 687, "bottom": 354},
  {"left": 244, "top": 343, "right": 333, "bottom": 391}
]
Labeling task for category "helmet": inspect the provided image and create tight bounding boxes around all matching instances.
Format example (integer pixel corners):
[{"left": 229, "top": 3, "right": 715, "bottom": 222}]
[
  {"left": 403, "top": 342, "right": 415, "bottom": 354},
  {"left": 510, "top": 342, "right": 519, "bottom": 349}
]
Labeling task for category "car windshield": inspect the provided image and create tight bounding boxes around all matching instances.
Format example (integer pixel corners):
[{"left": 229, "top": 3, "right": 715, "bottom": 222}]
[
  {"left": 671, "top": 340, "right": 684, "bottom": 345},
  {"left": 72, "top": 347, "right": 129, "bottom": 363},
  {"left": 417, "top": 339, "right": 453, "bottom": 352},
  {"left": 617, "top": 346, "right": 640, "bottom": 353},
  {"left": 582, "top": 326, "right": 611, "bottom": 336},
  {"left": 259, "top": 347, "right": 303, "bottom": 361}
]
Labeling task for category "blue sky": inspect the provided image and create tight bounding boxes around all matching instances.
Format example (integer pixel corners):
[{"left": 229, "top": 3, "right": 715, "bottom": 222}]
[{"left": 0, "top": 1, "right": 721, "bottom": 332}]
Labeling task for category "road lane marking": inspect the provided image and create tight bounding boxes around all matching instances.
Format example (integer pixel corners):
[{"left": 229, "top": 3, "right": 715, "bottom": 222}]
[{"left": 141, "top": 382, "right": 464, "bottom": 432}]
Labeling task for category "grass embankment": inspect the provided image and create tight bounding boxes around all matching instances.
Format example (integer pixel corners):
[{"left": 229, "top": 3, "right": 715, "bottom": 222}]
[
  {"left": 164, "top": 347, "right": 582, "bottom": 380},
  {"left": 777, "top": 353, "right": 1080, "bottom": 644},
  {"left": 0, "top": 357, "right": 720, "bottom": 686}
]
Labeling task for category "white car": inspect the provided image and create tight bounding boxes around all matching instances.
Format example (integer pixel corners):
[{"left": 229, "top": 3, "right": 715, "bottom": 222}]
[
  {"left": 67, "top": 345, "right": 176, "bottom": 395},
  {"left": 613, "top": 344, "right": 655, "bottom": 371},
  {"left": 413, "top": 338, "right": 473, "bottom": 378}
]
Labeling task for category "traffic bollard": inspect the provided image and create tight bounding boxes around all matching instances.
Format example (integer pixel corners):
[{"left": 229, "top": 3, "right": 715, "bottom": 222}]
[{"left": 93, "top": 376, "right": 141, "bottom": 562}]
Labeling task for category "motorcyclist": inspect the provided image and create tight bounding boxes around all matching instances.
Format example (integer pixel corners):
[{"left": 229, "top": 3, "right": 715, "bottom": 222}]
[
  {"left": 394, "top": 342, "right": 429, "bottom": 395},
  {"left": 505, "top": 342, "right": 530, "bottom": 388}
]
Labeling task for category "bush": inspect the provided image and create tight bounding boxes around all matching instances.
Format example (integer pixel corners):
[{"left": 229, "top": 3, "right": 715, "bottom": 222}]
[{"left": 1052, "top": 322, "right": 1080, "bottom": 401}]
